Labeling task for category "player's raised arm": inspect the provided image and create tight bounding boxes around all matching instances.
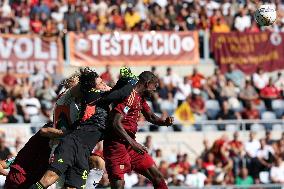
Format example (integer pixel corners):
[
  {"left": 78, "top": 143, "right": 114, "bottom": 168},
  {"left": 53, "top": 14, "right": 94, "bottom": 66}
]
[
  {"left": 143, "top": 109, "right": 174, "bottom": 127},
  {"left": 110, "top": 111, "right": 147, "bottom": 154}
]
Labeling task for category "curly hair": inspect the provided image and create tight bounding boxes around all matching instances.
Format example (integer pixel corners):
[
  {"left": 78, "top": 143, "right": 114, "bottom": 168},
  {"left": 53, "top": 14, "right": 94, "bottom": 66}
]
[
  {"left": 79, "top": 67, "right": 99, "bottom": 93},
  {"left": 61, "top": 72, "right": 80, "bottom": 89}
]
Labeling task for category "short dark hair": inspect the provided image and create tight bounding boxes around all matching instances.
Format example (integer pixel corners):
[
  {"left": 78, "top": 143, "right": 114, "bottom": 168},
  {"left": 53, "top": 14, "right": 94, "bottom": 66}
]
[
  {"left": 79, "top": 67, "right": 99, "bottom": 92},
  {"left": 138, "top": 71, "right": 158, "bottom": 84}
]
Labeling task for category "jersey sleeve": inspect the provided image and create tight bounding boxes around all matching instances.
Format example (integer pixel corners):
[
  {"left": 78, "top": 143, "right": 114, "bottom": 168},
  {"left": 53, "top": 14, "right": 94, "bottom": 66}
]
[
  {"left": 141, "top": 99, "right": 151, "bottom": 113},
  {"left": 99, "top": 84, "right": 135, "bottom": 104}
]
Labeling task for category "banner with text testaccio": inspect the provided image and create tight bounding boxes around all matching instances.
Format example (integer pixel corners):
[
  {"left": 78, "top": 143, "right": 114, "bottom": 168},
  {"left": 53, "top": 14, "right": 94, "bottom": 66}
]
[
  {"left": 68, "top": 31, "right": 199, "bottom": 66},
  {"left": 0, "top": 34, "right": 63, "bottom": 75},
  {"left": 211, "top": 32, "right": 284, "bottom": 74}
]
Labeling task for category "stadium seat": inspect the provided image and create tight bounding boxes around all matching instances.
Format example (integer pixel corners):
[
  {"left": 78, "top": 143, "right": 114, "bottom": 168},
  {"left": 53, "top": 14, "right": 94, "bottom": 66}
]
[
  {"left": 181, "top": 126, "right": 196, "bottom": 132},
  {"left": 159, "top": 126, "right": 174, "bottom": 132},
  {"left": 255, "top": 100, "right": 266, "bottom": 114},
  {"left": 225, "top": 124, "right": 239, "bottom": 131},
  {"left": 205, "top": 100, "right": 220, "bottom": 120},
  {"left": 250, "top": 124, "right": 265, "bottom": 131},
  {"left": 272, "top": 99, "right": 284, "bottom": 118},
  {"left": 202, "top": 125, "right": 218, "bottom": 132},
  {"left": 261, "top": 111, "right": 277, "bottom": 120},
  {"left": 272, "top": 124, "right": 283, "bottom": 131}
]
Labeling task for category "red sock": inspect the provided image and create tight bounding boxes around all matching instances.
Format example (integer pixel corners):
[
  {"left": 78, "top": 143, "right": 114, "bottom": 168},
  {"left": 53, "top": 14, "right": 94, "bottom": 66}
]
[{"left": 155, "top": 179, "right": 168, "bottom": 189}]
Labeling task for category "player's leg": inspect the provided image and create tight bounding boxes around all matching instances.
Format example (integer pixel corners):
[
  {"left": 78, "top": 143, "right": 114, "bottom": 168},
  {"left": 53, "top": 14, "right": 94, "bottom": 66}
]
[
  {"left": 131, "top": 151, "right": 168, "bottom": 189},
  {"left": 139, "top": 165, "right": 168, "bottom": 189},
  {"left": 110, "top": 180, "right": 125, "bottom": 189},
  {"left": 29, "top": 135, "right": 77, "bottom": 189},
  {"left": 86, "top": 155, "right": 105, "bottom": 188}
]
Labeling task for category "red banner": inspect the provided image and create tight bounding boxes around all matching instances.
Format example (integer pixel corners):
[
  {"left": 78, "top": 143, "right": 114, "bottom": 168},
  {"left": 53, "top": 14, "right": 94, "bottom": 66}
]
[
  {"left": 0, "top": 34, "right": 63, "bottom": 75},
  {"left": 211, "top": 32, "right": 284, "bottom": 74},
  {"left": 68, "top": 31, "right": 199, "bottom": 66}
]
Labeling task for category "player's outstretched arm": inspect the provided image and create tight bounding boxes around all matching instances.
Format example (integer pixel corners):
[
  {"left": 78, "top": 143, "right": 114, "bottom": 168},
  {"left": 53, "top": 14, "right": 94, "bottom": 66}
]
[
  {"left": 143, "top": 110, "right": 174, "bottom": 127},
  {"left": 111, "top": 112, "right": 147, "bottom": 154},
  {"left": 39, "top": 127, "right": 65, "bottom": 138}
]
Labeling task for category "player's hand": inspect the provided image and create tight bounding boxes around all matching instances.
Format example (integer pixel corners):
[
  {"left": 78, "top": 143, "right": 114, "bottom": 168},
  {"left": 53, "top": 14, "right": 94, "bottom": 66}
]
[
  {"left": 131, "top": 141, "right": 147, "bottom": 154},
  {"left": 164, "top": 117, "right": 174, "bottom": 126}
]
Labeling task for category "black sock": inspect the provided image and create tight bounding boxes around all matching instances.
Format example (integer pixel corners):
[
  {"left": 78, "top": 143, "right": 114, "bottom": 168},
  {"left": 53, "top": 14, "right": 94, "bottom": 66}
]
[{"left": 29, "top": 182, "right": 46, "bottom": 189}]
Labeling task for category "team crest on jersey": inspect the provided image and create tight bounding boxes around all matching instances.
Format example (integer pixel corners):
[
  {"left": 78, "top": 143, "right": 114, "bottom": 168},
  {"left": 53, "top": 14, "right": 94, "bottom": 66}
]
[
  {"left": 123, "top": 106, "right": 130, "bottom": 114},
  {"left": 120, "top": 164, "right": 125, "bottom": 170}
]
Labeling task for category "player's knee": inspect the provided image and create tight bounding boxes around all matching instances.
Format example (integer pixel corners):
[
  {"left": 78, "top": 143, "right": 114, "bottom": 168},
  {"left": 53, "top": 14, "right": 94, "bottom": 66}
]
[
  {"left": 40, "top": 171, "right": 60, "bottom": 187},
  {"left": 89, "top": 155, "right": 105, "bottom": 170}
]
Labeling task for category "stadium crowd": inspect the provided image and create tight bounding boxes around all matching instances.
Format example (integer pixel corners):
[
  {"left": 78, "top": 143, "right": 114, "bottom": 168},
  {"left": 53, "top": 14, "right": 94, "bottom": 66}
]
[
  {"left": 0, "top": 0, "right": 283, "bottom": 35},
  {"left": 1, "top": 64, "right": 284, "bottom": 130},
  {"left": 117, "top": 131, "right": 284, "bottom": 188},
  {"left": 0, "top": 130, "right": 283, "bottom": 188}
]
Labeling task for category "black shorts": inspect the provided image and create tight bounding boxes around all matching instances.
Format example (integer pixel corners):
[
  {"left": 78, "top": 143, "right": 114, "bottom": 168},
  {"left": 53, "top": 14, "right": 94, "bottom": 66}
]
[{"left": 49, "top": 134, "right": 90, "bottom": 189}]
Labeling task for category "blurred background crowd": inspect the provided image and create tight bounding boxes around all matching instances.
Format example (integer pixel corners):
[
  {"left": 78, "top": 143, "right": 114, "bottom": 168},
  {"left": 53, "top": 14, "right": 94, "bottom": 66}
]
[
  {"left": 1, "top": 63, "right": 284, "bottom": 130},
  {"left": 0, "top": 0, "right": 283, "bottom": 35}
]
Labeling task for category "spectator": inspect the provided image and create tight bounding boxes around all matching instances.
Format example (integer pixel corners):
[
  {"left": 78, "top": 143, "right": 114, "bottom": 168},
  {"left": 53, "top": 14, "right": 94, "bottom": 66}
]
[
  {"left": 19, "top": 88, "right": 41, "bottom": 122},
  {"left": 265, "top": 131, "right": 275, "bottom": 145},
  {"left": 244, "top": 132, "right": 260, "bottom": 159},
  {"left": 201, "top": 139, "right": 211, "bottom": 160},
  {"left": 229, "top": 132, "right": 244, "bottom": 175},
  {"left": 275, "top": 72, "right": 284, "bottom": 94},
  {"left": 225, "top": 64, "right": 245, "bottom": 88},
  {"left": 0, "top": 133, "right": 12, "bottom": 160},
  {"left": 217, "top": 100, "right": 240, "bottom": 123},
  {"left": 203, "top": 152, "right": 216, "bottom": 177},
  {"left": 221, "top": 80, "right": 237, "bottom": 100},
  {"left": 260, "top": 78, "right": 279, "bottom": 111},
  {"left": 253, "top": 68, "right": 269, "bottom": 91},
  {"left": 36, "top": 78, "right": 57, "bottom": 106},
  {"left": 270, "top": 156, "right": 284, "bottom": 184},
  {"left": 188, "top": 68, "right": 205, "bottom": 89},
  {"left": 153, "top": 149, "right": 164, "bottom": 166},
  {"left": 163, "top": 67, "right": 182, "bottom": 87},
  {"left": 212, "top": 17, "right": 230, "bottom": 33},
  {"left": 2, "top": 68, "right": 17, "bottom": 88},
  {"left": 124, "top": 6, "right": 141, "bottom": 30},
  {"left": 64, "top": 4, "right": 82, "bottom": 32},
  {"left": 252, "top": 139, "right": 275, "bottom": 178},
  {"left": 235, "top": 167, "right": 254, "bottom": 186},
  {"left": 239, "top": 79, "right": 259, "bottom": 105},
  {"left": 234, "top": 8, "right": 251, "bottom": 32},
  {"left": 100, "top": 65, "right": 114, "bottom": 86},
  {"left": 30, "top": 13, "right": 43, "bottom": 34},
  {"left": 143, "top": 135, "right": 157, "bottom": 156},
  {"left": 185, "top": 166, "right": 207, "bottom": 187},
  {"left": 189, "top": 89, "right": 206, "bottom": 120},
  {"left": 169, "top": 154, "right": 188, "bottom": 175},
  {"left": 174, "top": 76, "right": 191, "bottom": 106},
  {"left": 31, "top": 0, "right": 51, "bottom": 18},
  {"left": 241, "top": 101, "right": 260, "bottom": 120}
]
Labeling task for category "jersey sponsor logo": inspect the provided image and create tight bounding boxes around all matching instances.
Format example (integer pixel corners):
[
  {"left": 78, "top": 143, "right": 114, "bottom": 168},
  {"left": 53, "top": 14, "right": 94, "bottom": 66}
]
[
  {"left": 82, "top": 170, "right": 88, "bottom": 180},
  {"left": 120, "top": 164, "right": 125, "bottom": 170},
  {"left": 58, "top": 158, "right": 64, "bottom": 163},
  {"left": 123, "top": 106, "right": 130, "bottom": 114}
]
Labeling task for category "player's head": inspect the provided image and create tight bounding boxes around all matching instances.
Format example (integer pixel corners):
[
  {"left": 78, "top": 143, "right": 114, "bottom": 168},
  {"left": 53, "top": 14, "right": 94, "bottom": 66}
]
[
  {"left": 138, "top": 71, "right": 159, "bottom": 98},
  {"left": 79, "top": 67, "right": 110, "bottom": 93},
  {"left": 62, "top": 73, "right": 80, "bottom": 89}
]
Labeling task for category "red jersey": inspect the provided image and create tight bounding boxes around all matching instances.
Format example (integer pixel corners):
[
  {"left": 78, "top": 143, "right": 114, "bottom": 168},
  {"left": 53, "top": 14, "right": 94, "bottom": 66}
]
[{"left": 114, "top": 90, "right": 151, "bottom": 137}]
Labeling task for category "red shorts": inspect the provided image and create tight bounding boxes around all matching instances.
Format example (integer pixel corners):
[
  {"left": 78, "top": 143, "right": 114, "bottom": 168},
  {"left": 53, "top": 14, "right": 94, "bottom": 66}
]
[
  {"left": 4, "top": 164, "right": 29, "bottom": 189},
  {"left": 103, "top": 139, "right": 155, "bottom": 180}
]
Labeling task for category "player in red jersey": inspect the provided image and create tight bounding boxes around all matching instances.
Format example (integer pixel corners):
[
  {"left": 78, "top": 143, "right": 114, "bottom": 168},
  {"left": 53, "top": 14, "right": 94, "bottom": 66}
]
[{"left": 104, "top": 71, "right": 174, "bottom": 189}]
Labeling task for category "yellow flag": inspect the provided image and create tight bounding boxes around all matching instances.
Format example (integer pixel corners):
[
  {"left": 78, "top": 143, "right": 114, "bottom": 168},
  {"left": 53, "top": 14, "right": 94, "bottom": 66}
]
[{"left": 174, "top": 102, "right": 195, "bottom": 125}]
